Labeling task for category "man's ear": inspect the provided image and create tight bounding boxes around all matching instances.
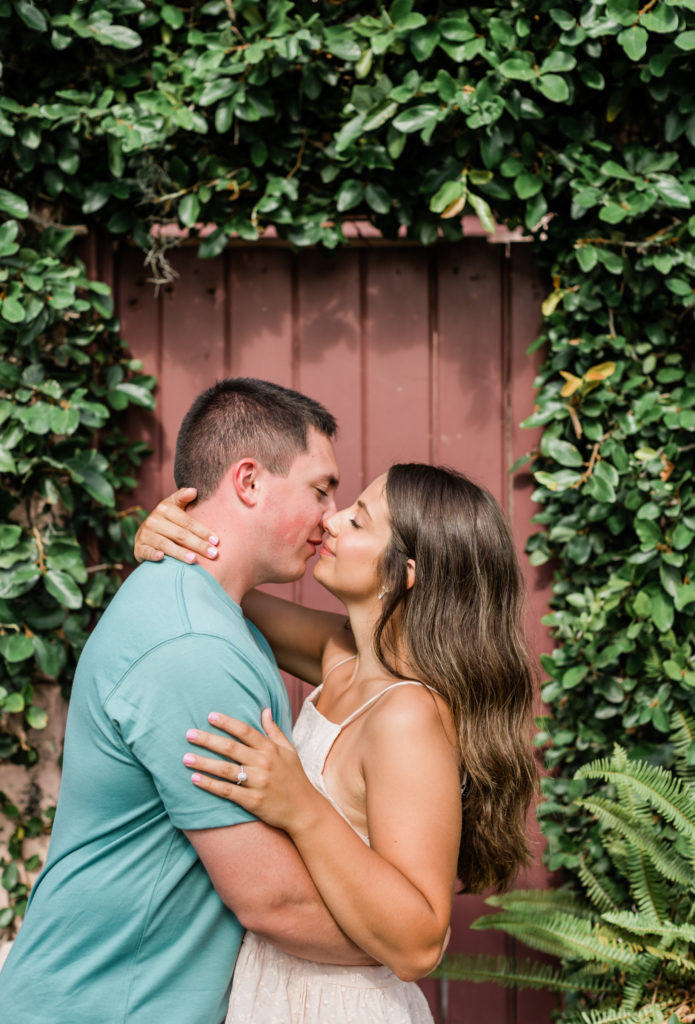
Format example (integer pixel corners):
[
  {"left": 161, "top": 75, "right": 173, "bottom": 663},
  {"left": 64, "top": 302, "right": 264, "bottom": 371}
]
[
  {"left": 228, "top": 458, "right": 260, "bottom": 507},
  {"left": 405, "top": 558, "right": 416, "bottom": 590}
]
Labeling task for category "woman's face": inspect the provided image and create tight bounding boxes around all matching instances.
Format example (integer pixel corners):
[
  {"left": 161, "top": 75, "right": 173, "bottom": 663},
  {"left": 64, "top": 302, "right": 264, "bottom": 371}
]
[{"left": 313, "top": 474, "right": 392, "bottom": 604}]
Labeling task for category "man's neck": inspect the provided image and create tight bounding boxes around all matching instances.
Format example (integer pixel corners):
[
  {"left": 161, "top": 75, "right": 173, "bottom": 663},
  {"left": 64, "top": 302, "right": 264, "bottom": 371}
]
[{"left": 185, "top": 502, "right": 256, "bottom": 605}]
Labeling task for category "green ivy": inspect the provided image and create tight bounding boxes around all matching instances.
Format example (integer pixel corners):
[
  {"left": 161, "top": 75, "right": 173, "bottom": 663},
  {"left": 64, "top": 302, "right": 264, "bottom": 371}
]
[{"left": 1, "top": 2, "right": 694, "bottom": 979}]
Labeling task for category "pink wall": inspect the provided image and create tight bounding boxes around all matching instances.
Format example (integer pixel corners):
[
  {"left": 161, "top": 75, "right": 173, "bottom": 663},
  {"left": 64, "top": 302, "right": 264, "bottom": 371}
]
[{"left": 110, "top": 236, "right": 557, "bottom": 1024}]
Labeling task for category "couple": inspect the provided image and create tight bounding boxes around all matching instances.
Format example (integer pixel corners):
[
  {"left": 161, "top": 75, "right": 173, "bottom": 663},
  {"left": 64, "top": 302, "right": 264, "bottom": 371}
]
[{"left": 0, "top": 378, "right": 537, "bottom": 1023}]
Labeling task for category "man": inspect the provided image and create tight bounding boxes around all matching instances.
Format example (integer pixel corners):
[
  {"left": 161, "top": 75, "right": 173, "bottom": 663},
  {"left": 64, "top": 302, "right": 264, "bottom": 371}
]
[{"left": 0, "top": 379, "right": 371, "bottom": 1022}]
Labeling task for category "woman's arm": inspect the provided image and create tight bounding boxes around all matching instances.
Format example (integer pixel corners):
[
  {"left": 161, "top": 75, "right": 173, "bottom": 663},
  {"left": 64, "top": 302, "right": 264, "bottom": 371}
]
[
  {"left": 184, "top": 690, "right": 460, "bottom": 980},
  {"left": 133, "top": 490, "right": 350, "bottom": 684}
]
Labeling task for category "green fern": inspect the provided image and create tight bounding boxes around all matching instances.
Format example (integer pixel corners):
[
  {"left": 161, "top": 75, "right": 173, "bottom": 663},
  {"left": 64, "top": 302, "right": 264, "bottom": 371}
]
[
  {"left": 471, "top": 910, "right": 643, "bottom": 967},
  {"left": 670, "top": 710, "right": 695, "bottom": 786},
  {"left": 576, "top": 797, "right": 693, "bottom": 889},
  {"left": 602, "top": 911, "right": 695, "bottom": 944},
  {"left": 562, "top": 1005, "right": 670, "bottom": 1024},
  {"left": 486, "top": 888, "right": 598, "bottom": 921},
  {"left": 578, "top": 855, "right": 622, "bottom": 914},
  {"left": 431, "top": 954, "right": 606, "bottom": 993},
  {"left": 624, "top": 845, "right": 669, "bottom": 922},
  {"left": 576, "top": 749, "right": 695, "bottom": 840}
]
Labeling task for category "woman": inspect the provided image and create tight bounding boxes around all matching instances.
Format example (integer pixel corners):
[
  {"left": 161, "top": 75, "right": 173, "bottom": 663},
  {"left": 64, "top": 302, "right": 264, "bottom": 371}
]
[{"left": 135, "top": 464, "right": 538, "bottom": 1024}]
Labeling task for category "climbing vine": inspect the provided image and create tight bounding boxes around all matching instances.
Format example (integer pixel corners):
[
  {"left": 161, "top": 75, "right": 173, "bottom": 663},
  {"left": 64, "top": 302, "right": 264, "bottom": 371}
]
[{"left": 1, "top": 2, "right": 694, "bottom": 973}]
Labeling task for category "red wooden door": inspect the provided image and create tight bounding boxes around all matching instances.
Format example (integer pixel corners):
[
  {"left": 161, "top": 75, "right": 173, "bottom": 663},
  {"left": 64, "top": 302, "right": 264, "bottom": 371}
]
[{"left": 112, "top": 236, "right": 557, "bottom": 1024}]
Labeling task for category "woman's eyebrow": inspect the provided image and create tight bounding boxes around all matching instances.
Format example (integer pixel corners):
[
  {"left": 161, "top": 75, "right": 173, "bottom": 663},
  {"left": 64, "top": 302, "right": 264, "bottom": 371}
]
[{"left": 356, "top": 499, "right": 372, "bottom": 519}]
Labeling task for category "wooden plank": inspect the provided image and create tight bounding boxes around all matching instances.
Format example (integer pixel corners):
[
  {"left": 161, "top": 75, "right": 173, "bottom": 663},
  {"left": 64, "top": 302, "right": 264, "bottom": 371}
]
[
  {"left": 362, "top": 248, "right": 432, "bottom": 480},
  {"left": 228, "top": 248, "right": 294, "bottom": 384},
  {"left": 435, "top": 243, "right": 506, "bottom": 503},
  {"left": 115, "top": 245, "right": 163, "bottom": 512}
]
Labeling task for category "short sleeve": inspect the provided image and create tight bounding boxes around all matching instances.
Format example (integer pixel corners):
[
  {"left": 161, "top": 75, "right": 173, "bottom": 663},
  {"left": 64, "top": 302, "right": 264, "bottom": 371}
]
[{"left": 106, "top": 634, "right": 278, "bottom": 830}]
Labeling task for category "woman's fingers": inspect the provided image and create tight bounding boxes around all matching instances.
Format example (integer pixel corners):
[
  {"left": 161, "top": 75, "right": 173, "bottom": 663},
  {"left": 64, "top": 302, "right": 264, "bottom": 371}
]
[
  {"left": 206, "top": 713, "right": 269, "bottom": 749},
  {"left": 186, "top": 727, "right": 251, "bottom": 765},
  {"left": 133, "top": 487, "right": 220, "bottom": 564},
  {"left": 190, "top": 771, "right": 253, "bottom": 806},
  {"left": 260, "top": 708, "right": 294, "bottom": 750},
  {"left": 183, "top": 751, "right": 245, "bottom": 782}
]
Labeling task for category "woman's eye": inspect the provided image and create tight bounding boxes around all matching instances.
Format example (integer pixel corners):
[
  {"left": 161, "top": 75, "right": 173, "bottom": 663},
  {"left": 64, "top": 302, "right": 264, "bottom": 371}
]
[{"left": 349, "top": 517, "right": 360, "bottom": 529}]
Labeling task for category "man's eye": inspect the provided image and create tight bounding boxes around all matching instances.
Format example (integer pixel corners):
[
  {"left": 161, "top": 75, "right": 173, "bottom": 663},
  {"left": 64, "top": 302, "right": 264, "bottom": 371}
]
[{"left": 315, "top": 488, "right": 328, "bottom": 498}]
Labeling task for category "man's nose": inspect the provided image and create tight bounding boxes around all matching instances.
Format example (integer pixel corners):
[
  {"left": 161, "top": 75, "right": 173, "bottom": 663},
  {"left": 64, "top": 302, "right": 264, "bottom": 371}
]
[{"left": 322, "top": 505, "right": 338, "bottom": 532}]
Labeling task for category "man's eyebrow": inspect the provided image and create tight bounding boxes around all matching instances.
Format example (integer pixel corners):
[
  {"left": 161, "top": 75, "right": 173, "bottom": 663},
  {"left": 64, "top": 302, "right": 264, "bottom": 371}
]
[{"left": 356, "top": 499, "right": 372, "bottom": 519}]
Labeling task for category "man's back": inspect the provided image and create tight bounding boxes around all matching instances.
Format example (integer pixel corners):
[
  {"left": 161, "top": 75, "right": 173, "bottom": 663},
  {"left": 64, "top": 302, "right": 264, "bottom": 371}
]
[{"left": 0, "top": 558, "right": 291, "bottom": 1024}]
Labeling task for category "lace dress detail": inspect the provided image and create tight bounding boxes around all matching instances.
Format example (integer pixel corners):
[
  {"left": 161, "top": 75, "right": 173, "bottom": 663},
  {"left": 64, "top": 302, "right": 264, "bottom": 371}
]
[{"left": 225, "top": 667, "right": 436, "bottom": 1024}]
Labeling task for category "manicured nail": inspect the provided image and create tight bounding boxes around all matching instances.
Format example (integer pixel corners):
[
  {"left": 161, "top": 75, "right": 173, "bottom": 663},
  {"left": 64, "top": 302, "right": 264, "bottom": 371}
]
[
  {"left": 183, "top": 753, "right": 195, "bottom": 765},
  {"left": 186, "top": 729, "right": 198, "bottom": 741},
  {"left": 209, "top": 534, "right": 219, "bottom": 546},
  {"left": 208, "top": 712, "right": 221, "bottom": 724},
  {"left": 191, "top": 773, "right": 201, "bottom": 784},
  {"left": 207, "top": 546, "right": 218, "bottom": 558},
  {"left": 185, "top": 552, "right": 195, "bottom": 563}
]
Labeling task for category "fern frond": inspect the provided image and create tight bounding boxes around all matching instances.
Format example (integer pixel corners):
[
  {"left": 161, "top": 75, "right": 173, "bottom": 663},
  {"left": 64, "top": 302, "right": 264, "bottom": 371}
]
[
  {"left": 603, "top": 911, "right": 695, "bottom": 944},
  {"left": 575, "top": 751, "right": 695, "bottom": 839},
  {"left": 671, "top": 709, "right": 695, "bottom": 786},
  {"left": 486, "top": 888, "right": 597, "bottom": 920},
  {"left": 624, "top": 844, "right": 669, "bottom": 922},
  {"left": 619, "top": 953, "right": 662, "bottom": 1013},
  {"left": 472, "top": 911, "right": 643, "bottom": 967},
  {"left": 577, "top": 797, "right": 692, "bottom": 888},
  {"left": 432, "top": 954, "right": 607, "bottom": 992},
  {"left": 643, "top": 944, "right": 695, "bottom": 971},
  {"left": 578, "top": 855, "right": 622, "bottom": 913},
  {"left": 562, "top": 1004, "right": 669, "bottom": 1024}
]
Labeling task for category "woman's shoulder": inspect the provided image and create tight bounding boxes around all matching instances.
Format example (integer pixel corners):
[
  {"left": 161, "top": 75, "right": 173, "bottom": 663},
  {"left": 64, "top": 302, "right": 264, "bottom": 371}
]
[
  {"left": 365, "top": 680, "right": 457, "bottom": 747},
  {"left": 321, "top": 630, "right": 358, "bottom": 679}
]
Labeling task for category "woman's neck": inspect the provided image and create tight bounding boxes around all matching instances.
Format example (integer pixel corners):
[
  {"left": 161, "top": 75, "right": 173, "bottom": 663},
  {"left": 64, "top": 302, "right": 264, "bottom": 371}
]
[{"left": 343, "top": 598, "right": 413, "bottom": 685}]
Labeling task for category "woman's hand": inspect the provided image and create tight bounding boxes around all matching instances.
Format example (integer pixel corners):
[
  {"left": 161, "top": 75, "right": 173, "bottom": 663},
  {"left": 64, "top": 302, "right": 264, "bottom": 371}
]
[
  {"left": 134, "top": 488, "right": 219, "bottom": 564},
  {"left": 183, "top": 710, "right": 321, "bottom": 834}
]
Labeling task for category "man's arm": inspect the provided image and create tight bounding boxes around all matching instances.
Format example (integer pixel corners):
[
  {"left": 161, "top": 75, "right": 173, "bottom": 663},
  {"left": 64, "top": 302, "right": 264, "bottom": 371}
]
[{"left": 185, "top": 821, "right": 376, "bottom": 965}]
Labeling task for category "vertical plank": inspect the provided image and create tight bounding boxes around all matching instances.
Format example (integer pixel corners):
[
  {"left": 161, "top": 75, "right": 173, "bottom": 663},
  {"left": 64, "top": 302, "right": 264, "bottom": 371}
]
[
  {"left": 116, "top": 245, "right": 163, "bottom": 512},
  {"left": 157, "top": 248, "right": 227, "bottom": 491},
  {"left": 435, "top": 243, "right": 505, "bottom": 503},
  {"left": 228, "top": 249, "right": 294, "bottom": 384},
  {"left": 363, "top": 248, "right": 432, "bottom": 480}
]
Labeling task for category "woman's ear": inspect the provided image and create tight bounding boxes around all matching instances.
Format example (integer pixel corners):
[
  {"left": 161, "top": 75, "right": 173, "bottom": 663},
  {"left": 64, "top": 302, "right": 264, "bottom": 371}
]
[{"left": 405, "top": 558, "right": 416, "bottom": 590}]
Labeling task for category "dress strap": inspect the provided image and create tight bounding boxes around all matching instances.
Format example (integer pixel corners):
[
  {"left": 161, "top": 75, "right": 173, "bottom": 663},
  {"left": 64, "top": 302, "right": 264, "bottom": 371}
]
[
  {"left": 338, "top": 680, "right": 433, "bottom": 729},
  {"left": 320, "top": 654, "right": 357, "bottom": 687}
]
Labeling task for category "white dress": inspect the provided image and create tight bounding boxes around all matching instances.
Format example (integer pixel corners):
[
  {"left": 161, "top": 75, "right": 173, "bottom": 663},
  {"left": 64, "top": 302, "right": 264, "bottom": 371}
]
[{"left": 226, "top": 668, "right": 436, "bottom": 1024}]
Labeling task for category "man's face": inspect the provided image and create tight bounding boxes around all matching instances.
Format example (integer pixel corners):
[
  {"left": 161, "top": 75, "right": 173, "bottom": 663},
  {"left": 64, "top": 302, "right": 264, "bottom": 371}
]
[{"left": 256, "top": 427, "right": 339, "bottom": 584}]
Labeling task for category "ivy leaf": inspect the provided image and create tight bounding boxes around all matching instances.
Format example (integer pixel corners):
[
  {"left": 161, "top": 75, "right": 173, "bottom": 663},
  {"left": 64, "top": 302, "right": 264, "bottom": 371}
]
[
  {"left": 537, "top": 74, "right": 570, "bottom": 103},
  {"left": 674, "top": 30, "right": 695, "bottom": 51},
  {"left": 178, "top": 193, "right": 200, "bottom": 228},
  {"left": 90, "top": 24, "right": 143, "bottom": 51},
  {"left": 539, "top": 51, "right": 577, "bottom": 74},
  {"left": 392, "top": 104, "right": 440, "bottom": 133},
  {"left": 497, "top": 59, "right": 537, "bottom": 81},
  {"left": 336, "top": 179, "right": 364, "bottom": 212},
  {"left": 15, "top": 2, "right": 47, "bottom": 32},
  {"left": 0, "top": 633, "right": 34, "bottom": 663},
  {"left": 544, "top": 438, "right": 584, "bottom": 467},
  {"left": 364, "top": 183, "right": 391, "bottom": 214},
  {"left": 515, "top": 173, "right": 544, "bottom": 199},
  {"left": 467, "top": 192, "right": 496, "bottom": 233},
  {"left": 44, "top": 570, "right": 83, "bottom": 610},
  {"left": 618, "top": 26, "right": 648, "bottom": 61},
  {"left": 0, "top": 188, "right": 29, "bottom": 219}
]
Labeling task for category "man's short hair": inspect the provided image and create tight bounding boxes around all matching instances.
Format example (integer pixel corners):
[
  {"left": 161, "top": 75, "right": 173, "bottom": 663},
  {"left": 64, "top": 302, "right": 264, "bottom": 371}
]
[{"left": 174, "top": 378, "right": 337, "bottom": 500}]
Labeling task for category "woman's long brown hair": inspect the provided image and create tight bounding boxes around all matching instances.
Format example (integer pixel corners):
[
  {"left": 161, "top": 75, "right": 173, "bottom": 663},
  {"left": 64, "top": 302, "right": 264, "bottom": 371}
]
[{"left": 374, "top": 464, "right": 538, "bottom": 893}]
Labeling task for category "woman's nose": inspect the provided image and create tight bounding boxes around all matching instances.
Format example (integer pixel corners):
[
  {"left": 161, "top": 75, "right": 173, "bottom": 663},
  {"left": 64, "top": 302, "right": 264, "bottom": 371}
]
[{"left": 322, "top": 508, "right": 340, "bottom": 534}]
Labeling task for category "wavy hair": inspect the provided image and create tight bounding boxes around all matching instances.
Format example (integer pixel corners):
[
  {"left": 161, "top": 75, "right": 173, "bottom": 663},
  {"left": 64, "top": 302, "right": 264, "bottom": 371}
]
[{"left": 374, "top": 464, "right": 538, "bottom": 893}]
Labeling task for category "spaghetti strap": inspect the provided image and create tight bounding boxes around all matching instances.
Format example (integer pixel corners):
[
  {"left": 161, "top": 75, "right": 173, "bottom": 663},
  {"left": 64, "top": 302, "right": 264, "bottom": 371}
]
[
  {"left": 321, "top": 654, "right": 357, "bottom": 687},
  {"left": 339, "top": 680, "right": 434, "bottom": 729}
]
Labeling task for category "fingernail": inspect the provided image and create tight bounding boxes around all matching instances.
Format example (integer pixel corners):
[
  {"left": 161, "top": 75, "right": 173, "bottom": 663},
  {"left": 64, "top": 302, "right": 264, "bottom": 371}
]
[
  {"left": 209, "top": 534, "right": 219, "bottom": 546},
  {"left": 208, "top": 712, "right": 220, "bottom": 724},
  {"left": 185, "top": 552, "right": 196, "bottom": 563},
  {"left": 183, "top": 753, "right": 195, "bottom": 765},
  {"left": 186, "top": 729, "right": 198, "bottom": 741},
  {"left": 191, "top": 773, "right": 201, "bottom": 784},
  {"left": 207, "top": 546, "right": 218, "bottom": 558}
]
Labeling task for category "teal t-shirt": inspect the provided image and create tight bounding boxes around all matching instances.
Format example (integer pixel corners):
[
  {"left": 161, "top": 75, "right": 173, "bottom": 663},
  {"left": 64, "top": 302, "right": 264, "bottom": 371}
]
[{"left": 0, "top": 558, "right": 292, "bottom": 1024}]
